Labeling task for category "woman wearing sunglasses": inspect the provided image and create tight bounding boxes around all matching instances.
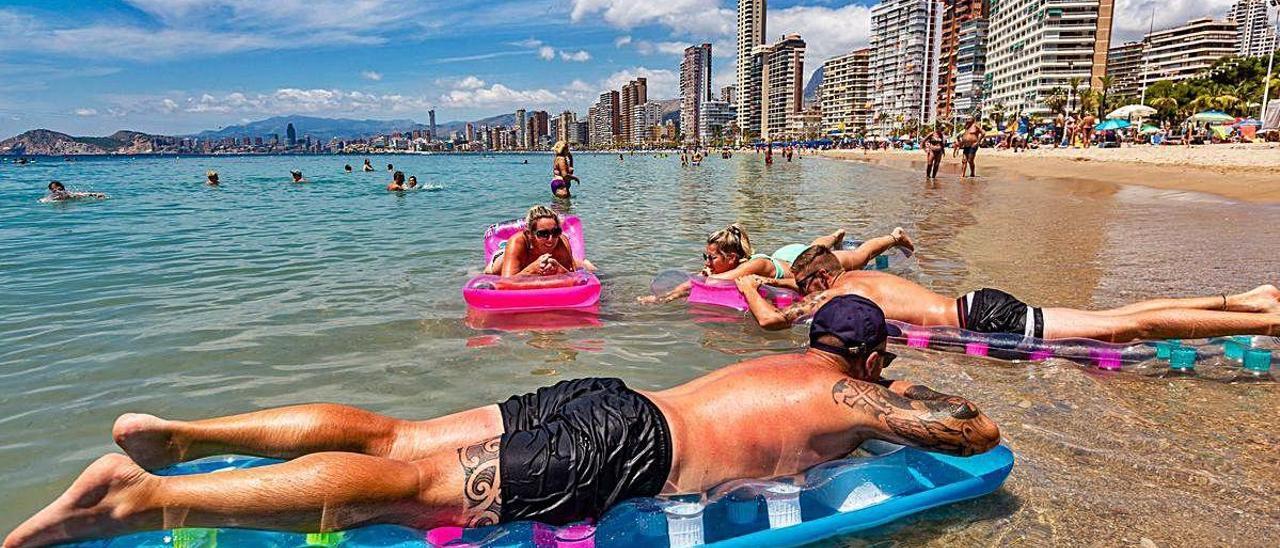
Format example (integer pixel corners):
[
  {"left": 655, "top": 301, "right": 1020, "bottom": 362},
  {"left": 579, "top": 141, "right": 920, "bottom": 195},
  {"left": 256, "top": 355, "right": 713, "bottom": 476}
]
[
  {"left": 639, "top": 224, "right": 913, "bottom": 304},
  {"left": 486, "top": 205, "right": 593, "bottom": 278}
]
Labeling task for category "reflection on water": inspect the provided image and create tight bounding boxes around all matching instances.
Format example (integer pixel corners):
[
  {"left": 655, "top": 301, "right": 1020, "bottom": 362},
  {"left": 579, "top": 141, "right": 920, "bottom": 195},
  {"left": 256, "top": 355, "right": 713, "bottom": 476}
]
[{"left": 0, "top": 153, "right": 1277, "bottom": 544}]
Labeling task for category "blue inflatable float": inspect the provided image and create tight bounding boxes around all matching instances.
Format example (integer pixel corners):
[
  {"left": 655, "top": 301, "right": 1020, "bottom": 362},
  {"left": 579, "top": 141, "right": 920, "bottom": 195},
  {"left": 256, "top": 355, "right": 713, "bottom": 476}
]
[{"left": 67, "top": 440, "right": 1013, "bottom": 547}]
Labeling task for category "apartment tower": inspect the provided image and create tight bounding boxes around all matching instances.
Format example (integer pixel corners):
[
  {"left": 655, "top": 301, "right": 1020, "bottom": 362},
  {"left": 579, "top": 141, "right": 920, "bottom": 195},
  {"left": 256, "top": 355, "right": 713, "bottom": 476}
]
[
  {"left": 681, "top": 43, "right": 714, "bottom": 144},
  {"left": 737, "top": 0, "right": 767, "bottom": 138}
]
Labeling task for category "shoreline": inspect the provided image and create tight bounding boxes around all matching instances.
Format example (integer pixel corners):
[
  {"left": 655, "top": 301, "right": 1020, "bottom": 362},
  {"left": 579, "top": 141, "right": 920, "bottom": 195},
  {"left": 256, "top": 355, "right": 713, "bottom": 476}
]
[{"left": 818, "top": 143, "right": 1280, "bottom": 204}]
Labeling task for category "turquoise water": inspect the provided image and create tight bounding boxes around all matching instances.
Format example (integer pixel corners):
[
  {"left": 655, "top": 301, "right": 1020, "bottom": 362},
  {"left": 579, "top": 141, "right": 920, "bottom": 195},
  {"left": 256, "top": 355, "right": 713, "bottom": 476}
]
[{"left": 2, "top": 153, "right": 1278, "bottom": 544}]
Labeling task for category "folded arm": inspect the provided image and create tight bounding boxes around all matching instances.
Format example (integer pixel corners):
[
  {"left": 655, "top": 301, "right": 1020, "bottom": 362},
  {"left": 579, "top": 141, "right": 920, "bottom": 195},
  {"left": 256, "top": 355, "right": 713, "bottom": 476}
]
[
  {"left": 738, "top": 276, "right": 826, "bottom": 330},
  {"left": 833, "top": 378, "right": 1000, "bottom": 457}
]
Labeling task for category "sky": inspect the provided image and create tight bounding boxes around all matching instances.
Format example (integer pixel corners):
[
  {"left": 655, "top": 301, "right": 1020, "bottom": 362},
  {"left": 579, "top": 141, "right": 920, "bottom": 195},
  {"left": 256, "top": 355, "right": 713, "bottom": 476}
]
[{"left": 0, "top": 0, "right": 1244, "bottom": 137}]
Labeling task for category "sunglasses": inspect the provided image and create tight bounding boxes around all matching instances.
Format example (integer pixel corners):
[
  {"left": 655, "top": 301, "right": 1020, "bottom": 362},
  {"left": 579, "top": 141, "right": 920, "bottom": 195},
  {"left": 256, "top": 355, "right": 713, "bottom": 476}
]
[
  {"left": 796, "top": 271, "right": 824, "bottom": 293},
  {"left": 702, "top": 252, "right": 725, "bottom": 263},
  {"left": 533, "top": 227, "right": 562, "bottom": 239}
]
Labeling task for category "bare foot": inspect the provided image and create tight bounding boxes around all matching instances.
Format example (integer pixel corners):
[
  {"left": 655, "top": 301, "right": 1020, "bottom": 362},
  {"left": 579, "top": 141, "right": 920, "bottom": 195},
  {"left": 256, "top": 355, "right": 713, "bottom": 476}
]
[
  {"left": 4, "top": 454, "right": 155, "bottom": 548},
  {"left": 113, "top": 413, "right": 185, "bottom": 470},
  {"left": 891, "top": 227, "right": 915, "bottom": 257},
  {"left": 1229, "top": 285, "right": 1280, "bottom": 314}
]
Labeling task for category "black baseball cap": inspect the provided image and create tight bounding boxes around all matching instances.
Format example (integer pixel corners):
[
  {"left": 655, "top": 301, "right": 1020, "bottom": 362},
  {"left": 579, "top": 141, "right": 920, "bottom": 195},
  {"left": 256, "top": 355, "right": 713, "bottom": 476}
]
[{"left": 809, "top": 295, "right": 889, "bottom": 357}]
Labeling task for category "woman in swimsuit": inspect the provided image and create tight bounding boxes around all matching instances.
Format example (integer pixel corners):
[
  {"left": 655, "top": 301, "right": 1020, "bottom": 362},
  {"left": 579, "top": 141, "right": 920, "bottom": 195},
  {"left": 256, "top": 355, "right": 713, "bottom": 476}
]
[
  {"left": 551, "top": 141, "right": 580, "bottom": 198},
  {"left": 923, "top": 125, "right": 946, "bottom": 179},
  {"left": 483, "top": 205, "right": 595, "bottom": 278},
  {"left": 639, "top": 224, "right": 915, "bottom": 304}
]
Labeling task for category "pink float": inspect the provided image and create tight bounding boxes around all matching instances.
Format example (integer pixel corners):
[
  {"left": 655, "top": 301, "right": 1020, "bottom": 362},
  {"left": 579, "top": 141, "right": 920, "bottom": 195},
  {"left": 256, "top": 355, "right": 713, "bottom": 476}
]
[
  {"left": 687, "top": 276, "right": 798, "bottom": 312},
  {"left": 462, "top": 215, "right": 601, "bottom": 312}
]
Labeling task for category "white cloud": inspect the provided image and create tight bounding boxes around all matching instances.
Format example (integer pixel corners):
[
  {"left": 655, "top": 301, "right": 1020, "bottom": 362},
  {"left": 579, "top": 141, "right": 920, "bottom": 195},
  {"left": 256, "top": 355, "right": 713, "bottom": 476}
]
[
  {"left": 634, "top": 40, "right": 689, "bottom": 56},
  {"left": 1110, "top": 0, "right": 1236, "bottom": 43},
  {"left": 559, "top": 49, "right": 591, "bottom": 62},
  {"left": 511, "top": 38, "right": 544, "bottom": 48},
  {"left": 108, "top": 88, "right": 438, "bottom": 118},
  {"left": 614, "top": 35, "right": 632, "bottom": 47},
  {"left": 456, "top": 75, "right": 486, "bottom": 90},
  {"left": 73, "top": 108, "right": 98, "bottom": 116},
  {"left": 538, "top": 46, "right": 556, "bottom": 60},
  {"left": 570, "top": 0, "right": 733, "bottom": 37},
  {"left": 566, "top": 80, "right": 594, "bottom": 92},
  {"left": 361, "top": 70, "right": 383, "bottom": 81},
  {"left": 767, "top": 4, "right": 873, "bottom": 66},
  {"left": 441, "top": 83, "right": 561, "bottom": 108}
]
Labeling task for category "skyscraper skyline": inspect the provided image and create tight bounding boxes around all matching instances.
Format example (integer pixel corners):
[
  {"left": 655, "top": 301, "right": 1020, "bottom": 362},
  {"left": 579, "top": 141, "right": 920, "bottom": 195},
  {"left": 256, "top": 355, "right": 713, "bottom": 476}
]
[
  {"left": 681, "top": 43, "right": 714, "bottom": 144},
  {"left": 737, "top": 0, "right": 767, "bottom": 137}
]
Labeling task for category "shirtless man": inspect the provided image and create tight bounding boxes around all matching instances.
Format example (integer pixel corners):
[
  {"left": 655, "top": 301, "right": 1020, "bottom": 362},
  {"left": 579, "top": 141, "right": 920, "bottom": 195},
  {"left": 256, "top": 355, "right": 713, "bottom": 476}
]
[
  {"left": 387, "top": 171, "right": 406, "bottom": 191},
  {"left": 954, "top": 118, "right": 981, "bottom": 177},
  {"left": 4, "top": 297, "right": 1001, "bottom": 547},
  {"left": 738, "top": 245, "right": 1280, "bottom": 342}
]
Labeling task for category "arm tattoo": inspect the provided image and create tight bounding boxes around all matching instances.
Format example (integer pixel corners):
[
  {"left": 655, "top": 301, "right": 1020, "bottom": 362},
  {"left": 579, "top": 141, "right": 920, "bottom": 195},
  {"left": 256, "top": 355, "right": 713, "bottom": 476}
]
[
  {"left": 832, "top": 378, "right": 990, "bottom": 456},
  {"left": 782, "top": 291, "right": 826, "bottom": 323},
  {"left": 458, "top": 437, "right": 502, "bottom": 527}
]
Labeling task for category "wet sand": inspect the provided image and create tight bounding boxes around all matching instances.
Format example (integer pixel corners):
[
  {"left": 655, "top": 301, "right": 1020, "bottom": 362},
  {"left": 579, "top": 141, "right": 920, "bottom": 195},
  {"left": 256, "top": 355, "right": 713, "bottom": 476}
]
[{"left": 820, "top": 143, "right": 1280, "bottom": 204}]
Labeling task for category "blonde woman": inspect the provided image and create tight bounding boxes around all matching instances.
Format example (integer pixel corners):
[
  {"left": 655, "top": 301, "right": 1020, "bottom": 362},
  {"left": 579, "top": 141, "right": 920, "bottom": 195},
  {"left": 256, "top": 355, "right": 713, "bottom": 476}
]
[
  {"left": 484, "top": 205, "right": 595, "bottom": 277},
  {"left": 639, "top": 224, "right": 914, "bottom": 304},
  {"left": 550, "top": 141, "right": 580, "bottom": 198}
]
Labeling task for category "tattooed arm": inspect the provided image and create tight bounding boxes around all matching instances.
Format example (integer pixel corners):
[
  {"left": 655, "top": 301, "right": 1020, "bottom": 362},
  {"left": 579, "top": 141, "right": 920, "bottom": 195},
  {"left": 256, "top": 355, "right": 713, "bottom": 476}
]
[
  {"left": 832, "top": 378, "right": 1000, "bottom": 456},
  {"left": 737, "top": 275, "right": 827, "bottom": 330}
]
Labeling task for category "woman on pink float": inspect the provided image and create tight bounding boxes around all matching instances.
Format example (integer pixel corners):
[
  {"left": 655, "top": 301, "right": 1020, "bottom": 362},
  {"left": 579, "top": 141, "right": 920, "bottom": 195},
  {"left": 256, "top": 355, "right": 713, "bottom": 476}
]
[{"left": 481, "top": 205, "right": 595, "bottom": 290}]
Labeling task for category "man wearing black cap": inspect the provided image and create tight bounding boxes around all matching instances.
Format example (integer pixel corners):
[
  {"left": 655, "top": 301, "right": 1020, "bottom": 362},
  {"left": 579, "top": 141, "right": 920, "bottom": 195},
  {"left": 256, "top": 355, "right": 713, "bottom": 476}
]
[
  {"left": 739, "top": 244, "right": 1280, "bottom": 342},
  {"left": 9, "top": 296, "right": 1000, "bottom": 547}
]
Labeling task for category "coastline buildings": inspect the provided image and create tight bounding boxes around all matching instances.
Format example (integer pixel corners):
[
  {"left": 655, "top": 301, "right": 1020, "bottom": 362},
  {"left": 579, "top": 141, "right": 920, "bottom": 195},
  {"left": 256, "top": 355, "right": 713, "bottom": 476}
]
[
  {"left": 737, "top": 0, "right": 767, "bottom": 138},
  {"left": 681, "top": 43, "right": 714, "bottom": 144},
  {"left": 760, "top": 34, "right": 807, "bottom": 141},
  {"left": 984, "top": 0, "right": 1114, "bottom": 117},
  {"left": 590, "top": 91, "right": 620, "bottom": 146},
  {"left": 1232, "top": 0, "right": 1278, "bottom": 57},
  {"left": 951, "top": 17, "right": 988, "bottom": 119},
  {"left": 1141, "top": 18, "right": 1239, "bottom": 87},
  {"left": 870, "top": 0, "right": 944, "bottom": 135},
  {"left": 620, "top": 78, "right": 648, "bottom": 145},
  {"left": 698, "top": 100, "right": 737, "bottom": 143},
  {"left": 515, "top": 109, "right": 526, "bottom": 149},
  {"left": 937, "top": 0, "right": 986, "bottom": 122},
  {"left": 1106, "top": 41, "right": 1144, "bottom": 99},
  {"left": 820, "top": 48, "right": 873, "bottom": 137},
  {"left": 634, "top": 101, "right": 664, "bottom": 144},
  {"left": 428, "top": 109, "right": 436, "bottom": 142}
]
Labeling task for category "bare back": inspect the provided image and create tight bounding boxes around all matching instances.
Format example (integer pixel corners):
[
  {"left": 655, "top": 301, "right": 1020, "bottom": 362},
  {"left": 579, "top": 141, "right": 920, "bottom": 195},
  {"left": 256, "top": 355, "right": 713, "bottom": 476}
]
[
  {"left": 644, "top": 352, "right": 997, "bottom": 494},
  {"left": 821, "top": 271, "right": 958, "bottom": 327}
]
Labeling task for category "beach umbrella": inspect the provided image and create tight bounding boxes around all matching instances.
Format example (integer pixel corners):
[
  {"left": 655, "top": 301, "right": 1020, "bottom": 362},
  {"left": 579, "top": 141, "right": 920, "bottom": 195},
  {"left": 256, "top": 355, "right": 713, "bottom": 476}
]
[
  {"left": 1189, "top": 110, "right": 1235, "bottom": 123},
  {"left": 1232, "top": 119, "right": 1262, "bottom": 128},
  {"left": 1139, "top": 125, "right": 1161, "bottom": 134},
  {"left": 1107, "top": 104, "right": 1156, "bottom": 119},
  {"left": 1094, "top": 119, "right": 1131, "bottom": 131}
]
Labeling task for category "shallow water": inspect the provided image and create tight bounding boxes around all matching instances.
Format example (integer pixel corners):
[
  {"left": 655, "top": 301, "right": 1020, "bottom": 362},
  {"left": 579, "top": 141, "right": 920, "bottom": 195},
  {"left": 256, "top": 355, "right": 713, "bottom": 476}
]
[{"left": 1, "top": 153, "right": 1277, "bottom": 545}]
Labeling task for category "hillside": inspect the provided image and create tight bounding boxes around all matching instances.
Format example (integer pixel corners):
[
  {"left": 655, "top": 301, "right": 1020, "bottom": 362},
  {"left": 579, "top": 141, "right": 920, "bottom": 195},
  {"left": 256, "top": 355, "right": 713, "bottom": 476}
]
[{"left": 0, "top": 129, "right": 162, "bottom": 155}]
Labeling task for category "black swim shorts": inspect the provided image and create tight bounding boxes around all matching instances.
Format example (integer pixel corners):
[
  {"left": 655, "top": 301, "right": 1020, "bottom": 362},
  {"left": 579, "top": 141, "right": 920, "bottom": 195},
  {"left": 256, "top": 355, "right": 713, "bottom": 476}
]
[
  {"left": 956, "top": 288, "right": 1044, "bottom": 338},
  {"left": 497, "top": 378, "right": 672, "bottom": 524}
]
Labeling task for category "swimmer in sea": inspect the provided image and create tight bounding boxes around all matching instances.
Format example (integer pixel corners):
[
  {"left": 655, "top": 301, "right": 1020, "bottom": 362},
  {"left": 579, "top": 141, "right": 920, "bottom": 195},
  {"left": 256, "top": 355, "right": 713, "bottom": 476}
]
[
  {"left": 737, "top": 244, "right": 1280, "bottom": 343},
  {"left": 550, "top": 141, "right": 580, "bottom": 199},
  {"left": 639, "top": 224, "right": 915, "bottom": 304},
  {"left": 407, "top": 175, "right": 418, "bottom": 189},
  {"left": 5, "top": 296, "right": 999, "bottom": 548},
  {"left": 344, "top": 164, "right": 353, "bottom": 173},
  {"left": 205, "top": 171, "right": 220, "bottom": 186},
  {"left": 363, "top": 159, "right": 375, "bottom": 172},
  {"left": 483, "top": 205, "right": 595, "bottom": 279},
  {"left": 387, "top": 163, "right": 394, "bottom": 172},
  {"left": 387, "top": 171, "right": 406, "bottom": 191},
  {"left": 290, "top": 170, "right": 306, "bottom": 183},
  {"left": 42, "top": 181, "right": 106, "bottom": 202}
]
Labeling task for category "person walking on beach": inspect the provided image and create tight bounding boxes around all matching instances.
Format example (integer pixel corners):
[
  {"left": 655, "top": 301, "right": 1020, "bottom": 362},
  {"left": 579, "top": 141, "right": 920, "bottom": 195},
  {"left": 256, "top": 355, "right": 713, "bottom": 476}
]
[
  {"left": 736, "top": 245, "right": 1280, "bottom": 343},
  {"left": 1081, "top": 113, "right": 1097, "bottom": 148},
  {"left": 955, "top": 118, "right": 981, "bottom": 177},
  {"left": 923, "top": 124, "right": 946, "bottom": 179},
  {"left": 5, "top": 296, "right": 1001, "bottom": 548},
  {"left": 1063, "top": 115, "right": 1077, "bottom": 147},
  {"left": 205, "top": 171, "right": 219, "bottom": 186}
]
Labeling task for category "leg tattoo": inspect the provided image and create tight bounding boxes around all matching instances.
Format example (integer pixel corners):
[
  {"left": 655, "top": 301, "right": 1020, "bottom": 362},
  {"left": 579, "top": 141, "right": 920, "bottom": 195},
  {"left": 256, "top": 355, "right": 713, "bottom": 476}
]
[{"left": 458, "top": 437, "right": 502, "bottom": 527}]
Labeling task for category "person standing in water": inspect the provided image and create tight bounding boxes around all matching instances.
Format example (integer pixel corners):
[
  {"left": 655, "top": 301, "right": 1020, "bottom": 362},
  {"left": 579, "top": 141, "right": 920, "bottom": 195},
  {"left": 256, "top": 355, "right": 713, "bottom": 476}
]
[
  {"left": 550, "top": 141, "right": 579, "bottom": 199},
  {"left": 923, "top": 125, "right": 946, "bottom": 179},
  {"left": 954, "top": 118, "right": 981, "bottom": 177},
  {"left": 764, "top": 146, "right": 774, "bottom": 165}
]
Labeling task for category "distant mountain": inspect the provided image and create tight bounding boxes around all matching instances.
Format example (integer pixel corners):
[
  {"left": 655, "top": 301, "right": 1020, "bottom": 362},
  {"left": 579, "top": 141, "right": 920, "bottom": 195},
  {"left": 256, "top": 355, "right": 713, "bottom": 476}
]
[
  {"left": 0, "top": 129, "right": 163, "bottom": 155},
  {"left": 192, "top": 116, "right": 427, "bottom": 141},
  {"left": 804, "top": 67, "right": 823, "bottom": 106},
  {"left": 435, "top": 113, "right": 515, "bottom": 138}
]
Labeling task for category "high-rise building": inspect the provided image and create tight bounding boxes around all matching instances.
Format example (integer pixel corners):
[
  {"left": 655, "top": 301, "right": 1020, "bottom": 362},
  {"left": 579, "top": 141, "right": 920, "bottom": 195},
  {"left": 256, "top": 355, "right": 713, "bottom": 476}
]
[
  {"left": 681, "top": 43, "right": 714, "bottom": 144},
  {"left": 591, "top": 91, "right": 620, "bottom": 146},
  {"left": 870, "top": 0, "right": 944, "bottom": 135},
  {"left": 573, "top": 120, "right": 591, "bottom": 147},
  {"left": 698, "top": 101, "right": 737, "bottom": 144},
  {"left": 820, "top": 48, "right": 873, "bottom": 138},
  {"left": 721, "top": 85, "right": 737, "bottom": 105},
  {"left": 1231, "top": 0, "right": 1278, "bottom": 58},
  {"left": 760, "top": 34, "right": 806, "bottom": 141},
  {"left": 529, "top": 110, "right": 549, "bottom": 149},
  {"left": 428, "top": 109, "right": 436, "bottom": 141},
  {"left": 515, "top": 109, "right": 527, "bottom": 149},
  {"left": 937, "top": 1, "right": 986, "bottom": 122},
  {"left": 633, "top": 101, "right": 664, "bottom": 144},
  {"left": 1106, "top": 41, "right": 1144, "bottom": 99},
  {"left": 985, "top": 0, "right": 1114, "bottom": 117},
  {"left": 286, "top": 122, "right": 297, "bottom": 146},
  {"left": 556, "top": 111, "right": 577, "bottom": 144},
  {"left": 620, "top": 78, "right": 648, "bottom": 145},
  {"left": 737, "top": 0, "right": 767, "bottom": 136},
  {"left": 741, "top": 45, "right": 766, "bottom": 139},
  {"left": 465, "top": 122, "right": 475, "bottom": 143},
  {"left": 1142, "top": 18, "right": 1239, "bottom": 87},
  {"left": 952, "top": 18, "right": 988, "bottom": 120}
]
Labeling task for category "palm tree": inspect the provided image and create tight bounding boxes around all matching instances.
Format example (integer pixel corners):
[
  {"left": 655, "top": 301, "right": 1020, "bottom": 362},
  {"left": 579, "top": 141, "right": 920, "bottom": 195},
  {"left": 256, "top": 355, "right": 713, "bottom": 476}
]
[
  {"left": 1045, "top": 87, "right": 1068, "bottom": 114},
  {"left": 1067, "top": 76, "right": 1084, "bottom": 114},
  {"left": 1098, "top": 75, "right": 1114, "bottom": 117}
]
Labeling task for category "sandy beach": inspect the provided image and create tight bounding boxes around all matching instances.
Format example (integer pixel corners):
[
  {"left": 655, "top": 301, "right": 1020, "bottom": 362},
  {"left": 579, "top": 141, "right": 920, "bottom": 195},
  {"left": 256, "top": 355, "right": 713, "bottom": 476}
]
[{"left": 820, "top": 142, "right": 1280, "bottom": 204}]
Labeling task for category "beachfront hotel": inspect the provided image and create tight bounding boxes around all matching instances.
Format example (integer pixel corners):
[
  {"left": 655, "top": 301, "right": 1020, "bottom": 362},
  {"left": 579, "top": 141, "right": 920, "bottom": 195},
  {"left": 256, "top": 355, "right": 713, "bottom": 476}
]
[
  {"left": 681, "top": 43, "right": 714, "bottom": 145},
  {"left": 633, "top": 101, "right": 664, "bottom": 144},
  {"left": 983, "top": 0, "right": 1113, "bottom": 117},
  {"left": 1141, "top": 18, "right": 1240, "bottom": 88},
  {"left": 869, "top": 0, "right": 944, "bottom": 135},
  {"left": 759, "top": 34, "right": 807, "bottom": 141},
  {"left": 1106, "top": 41, "right": 1144, "bottom": 99},
  {"left": 736, "top": 0, "right": 767, "bottom": 138},
  {"left": 620, "top": 78, "right": 647, "bottom": 146},
  {"left": 820, "top": 48, "right": 873, "bottom": 138},
  {"left": 951, "top": 17, "right": 989, "bottom": 120},
  {"left": 1232, "top": 0, "right": 1279, "bottom": 58}
]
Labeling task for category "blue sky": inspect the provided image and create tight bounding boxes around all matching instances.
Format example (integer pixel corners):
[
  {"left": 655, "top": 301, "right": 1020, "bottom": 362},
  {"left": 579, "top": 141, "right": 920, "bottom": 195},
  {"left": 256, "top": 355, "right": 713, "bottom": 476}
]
[{"left": 0, "top": 0, "right": 1238, "bottom": 137}]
